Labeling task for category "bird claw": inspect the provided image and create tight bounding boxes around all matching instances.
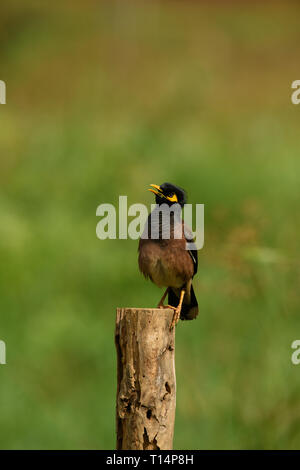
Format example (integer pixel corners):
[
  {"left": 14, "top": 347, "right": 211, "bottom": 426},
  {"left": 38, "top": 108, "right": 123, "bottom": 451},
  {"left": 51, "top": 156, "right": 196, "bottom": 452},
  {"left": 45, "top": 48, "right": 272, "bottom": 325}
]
[
  {"left": 157, "top": 303, "right": 166, "bottom": 309},
  {"left": 156, "top": 303, "right": 182, "bottom": 330},
  {"left": 158, "top": 304, "right": 176, "bottom": 311},
  {"left": 157, "top": 304, "right": 180, "bottom": 328},
  {"left": 170, "top": 308, "right": 181, "bottom": 330}
]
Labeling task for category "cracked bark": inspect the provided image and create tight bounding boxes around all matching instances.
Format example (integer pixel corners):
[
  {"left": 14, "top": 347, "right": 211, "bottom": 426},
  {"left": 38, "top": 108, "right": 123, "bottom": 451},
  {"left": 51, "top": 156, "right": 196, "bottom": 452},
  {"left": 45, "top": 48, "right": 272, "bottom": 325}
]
[{"left": 115, "top": 308, "right": 176, "bottom": 450}]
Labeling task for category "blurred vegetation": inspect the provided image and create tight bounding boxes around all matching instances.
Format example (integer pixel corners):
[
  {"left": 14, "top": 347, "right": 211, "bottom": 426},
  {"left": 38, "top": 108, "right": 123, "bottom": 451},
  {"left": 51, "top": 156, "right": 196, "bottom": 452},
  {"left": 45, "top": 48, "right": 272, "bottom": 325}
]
[{"left": 1, "top": 0, "right": 300, "bottom": 449}]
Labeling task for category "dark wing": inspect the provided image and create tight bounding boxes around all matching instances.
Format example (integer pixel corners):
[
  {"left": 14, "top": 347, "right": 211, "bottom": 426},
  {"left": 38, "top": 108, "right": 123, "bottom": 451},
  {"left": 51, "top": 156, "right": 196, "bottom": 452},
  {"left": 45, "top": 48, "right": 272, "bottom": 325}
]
[{"left": 183, "top": 222, "right": 198, "bottom": 276}]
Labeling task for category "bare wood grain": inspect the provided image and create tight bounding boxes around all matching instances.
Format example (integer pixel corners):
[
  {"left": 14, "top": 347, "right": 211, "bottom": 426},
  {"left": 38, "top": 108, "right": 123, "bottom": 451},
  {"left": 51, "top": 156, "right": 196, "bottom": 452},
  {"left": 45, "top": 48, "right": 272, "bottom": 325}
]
[{"left": 115, "top": 308, "right": 176, "bottom": 450}]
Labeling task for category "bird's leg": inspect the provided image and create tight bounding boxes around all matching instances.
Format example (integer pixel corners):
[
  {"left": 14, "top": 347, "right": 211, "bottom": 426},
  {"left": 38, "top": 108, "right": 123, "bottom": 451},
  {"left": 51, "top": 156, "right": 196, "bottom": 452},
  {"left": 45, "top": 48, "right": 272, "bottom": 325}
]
[
  {"left": 157, "top": 287, "right": 169, "bottom": 308},
  {"left": 170, "top": 288, "right": 186, "bottom": 330}
]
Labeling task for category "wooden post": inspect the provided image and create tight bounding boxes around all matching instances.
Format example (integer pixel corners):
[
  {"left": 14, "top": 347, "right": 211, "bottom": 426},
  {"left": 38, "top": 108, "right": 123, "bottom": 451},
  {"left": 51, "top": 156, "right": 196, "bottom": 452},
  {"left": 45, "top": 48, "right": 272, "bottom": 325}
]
[{"left": 115, "top": 308, "right": 176, "bottom": 450}]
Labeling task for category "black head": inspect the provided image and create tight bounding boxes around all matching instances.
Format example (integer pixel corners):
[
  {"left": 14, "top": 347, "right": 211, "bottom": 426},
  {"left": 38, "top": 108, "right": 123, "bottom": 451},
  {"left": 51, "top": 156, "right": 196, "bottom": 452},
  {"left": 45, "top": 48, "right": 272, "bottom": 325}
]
[{"left": 148, "top": 182, "right": 187, "bottom": 207}]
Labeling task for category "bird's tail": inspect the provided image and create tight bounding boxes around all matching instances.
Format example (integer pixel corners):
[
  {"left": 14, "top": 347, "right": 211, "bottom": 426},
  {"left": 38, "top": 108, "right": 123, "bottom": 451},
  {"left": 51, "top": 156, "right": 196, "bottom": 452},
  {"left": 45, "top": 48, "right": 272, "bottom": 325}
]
[{"left": 168, "top": 283, "right": 198, "bottom": 321}]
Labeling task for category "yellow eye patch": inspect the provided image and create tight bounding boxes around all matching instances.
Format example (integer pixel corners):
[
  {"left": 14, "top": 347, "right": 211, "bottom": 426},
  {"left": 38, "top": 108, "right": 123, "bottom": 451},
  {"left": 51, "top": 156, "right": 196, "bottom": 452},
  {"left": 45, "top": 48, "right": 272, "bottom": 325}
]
[{"left": 166, "top": 193, "right": 178, "bottom": 202}]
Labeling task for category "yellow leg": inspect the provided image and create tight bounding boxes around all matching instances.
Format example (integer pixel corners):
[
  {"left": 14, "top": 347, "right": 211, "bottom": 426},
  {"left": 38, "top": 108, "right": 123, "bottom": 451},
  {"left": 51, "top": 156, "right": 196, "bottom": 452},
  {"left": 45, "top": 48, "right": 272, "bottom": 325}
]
[
  {"left": 157, "top": 288, "right": 169, "bottom": 308},
  {"left": 170, "top": 289, "right": 186, "bottom": 330}
]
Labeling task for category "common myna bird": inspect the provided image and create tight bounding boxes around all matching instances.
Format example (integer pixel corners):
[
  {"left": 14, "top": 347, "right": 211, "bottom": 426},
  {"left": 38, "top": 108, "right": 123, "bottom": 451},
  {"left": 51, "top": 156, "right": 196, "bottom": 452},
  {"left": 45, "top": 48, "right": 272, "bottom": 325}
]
[{"left": 138, "top": 182, "right": 198, "bottom": 329}]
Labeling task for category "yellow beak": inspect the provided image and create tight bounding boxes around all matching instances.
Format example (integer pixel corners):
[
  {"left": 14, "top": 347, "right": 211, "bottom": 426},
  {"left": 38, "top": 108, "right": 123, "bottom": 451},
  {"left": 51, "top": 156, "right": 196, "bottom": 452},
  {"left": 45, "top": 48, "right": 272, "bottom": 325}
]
[
  {"left": 148, "top": 184, "right": 162, "bottom": 195},
  {"left": 148, "top": 183, "right": 178, "bottom": 203}
]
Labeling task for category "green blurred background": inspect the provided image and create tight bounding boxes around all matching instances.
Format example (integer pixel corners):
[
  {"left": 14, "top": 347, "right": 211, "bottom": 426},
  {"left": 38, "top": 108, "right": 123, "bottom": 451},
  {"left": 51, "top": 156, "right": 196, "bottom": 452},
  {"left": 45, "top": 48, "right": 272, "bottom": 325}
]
[{"left": 1, "top": 0, "right": 300, "bottom": 449}]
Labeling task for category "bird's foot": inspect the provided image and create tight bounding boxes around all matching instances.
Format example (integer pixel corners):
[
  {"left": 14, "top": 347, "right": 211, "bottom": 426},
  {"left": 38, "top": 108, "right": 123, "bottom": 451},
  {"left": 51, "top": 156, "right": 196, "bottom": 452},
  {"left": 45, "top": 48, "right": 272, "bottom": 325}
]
[
  {"left": 170, "top": 307, "right": 181, "bottom": 330},
  {"left": 157, "top": 302, "right": 168, "bottom": 309},
  {"left": 161, "top": 304, "right": 176, "bottom": 311},
  {"left": 157, "top": 303, "right": 181, "bottom": 329}
]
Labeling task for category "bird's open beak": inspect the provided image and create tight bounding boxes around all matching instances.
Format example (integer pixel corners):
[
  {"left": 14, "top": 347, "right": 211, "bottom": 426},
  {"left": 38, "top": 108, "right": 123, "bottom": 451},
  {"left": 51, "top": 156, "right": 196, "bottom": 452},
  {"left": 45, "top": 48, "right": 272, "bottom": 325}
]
[{"left": 148, "top": 184, "right": 163, "bottom": 196}]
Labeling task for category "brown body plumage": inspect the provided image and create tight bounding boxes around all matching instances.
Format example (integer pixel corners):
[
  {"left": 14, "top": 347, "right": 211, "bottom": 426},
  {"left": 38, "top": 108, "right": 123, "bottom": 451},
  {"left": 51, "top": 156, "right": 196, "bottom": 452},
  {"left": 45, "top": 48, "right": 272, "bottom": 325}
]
[{"left": 138, "top": 228, "right": 194, "bottom": 289}]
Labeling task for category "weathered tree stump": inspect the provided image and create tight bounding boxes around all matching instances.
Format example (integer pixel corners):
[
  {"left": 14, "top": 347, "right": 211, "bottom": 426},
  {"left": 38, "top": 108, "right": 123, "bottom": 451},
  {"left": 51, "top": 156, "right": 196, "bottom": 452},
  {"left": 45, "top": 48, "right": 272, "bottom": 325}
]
[{"left": 115, "top": 308, "right": 176, "bottom": 450}]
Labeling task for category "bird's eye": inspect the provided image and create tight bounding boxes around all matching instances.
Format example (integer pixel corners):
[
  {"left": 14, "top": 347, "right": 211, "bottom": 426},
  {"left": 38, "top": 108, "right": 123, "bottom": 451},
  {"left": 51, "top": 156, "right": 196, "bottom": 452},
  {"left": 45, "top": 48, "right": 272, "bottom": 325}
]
[{"left": 168, "top": 193, "right": 174, "bottom": 198}]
